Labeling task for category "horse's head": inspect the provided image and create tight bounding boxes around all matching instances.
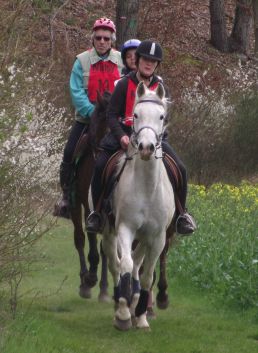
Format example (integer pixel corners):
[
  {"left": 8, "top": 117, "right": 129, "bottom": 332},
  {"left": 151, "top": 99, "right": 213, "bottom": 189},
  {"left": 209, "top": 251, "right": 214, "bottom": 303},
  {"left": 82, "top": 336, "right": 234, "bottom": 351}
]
[
  {"left": 89, "top": 91, "right": 111, "bottom": 153},
  {"left": 132, "top": 82, "right": 167, "bottom": 161}
]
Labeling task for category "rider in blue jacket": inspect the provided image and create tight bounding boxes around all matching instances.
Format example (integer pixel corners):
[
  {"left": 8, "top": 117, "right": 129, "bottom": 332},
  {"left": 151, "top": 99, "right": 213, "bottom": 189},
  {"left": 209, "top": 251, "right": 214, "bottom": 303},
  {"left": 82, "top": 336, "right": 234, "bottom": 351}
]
[{"left": 54, "top": 18, "right": 123, "bottom": 218}]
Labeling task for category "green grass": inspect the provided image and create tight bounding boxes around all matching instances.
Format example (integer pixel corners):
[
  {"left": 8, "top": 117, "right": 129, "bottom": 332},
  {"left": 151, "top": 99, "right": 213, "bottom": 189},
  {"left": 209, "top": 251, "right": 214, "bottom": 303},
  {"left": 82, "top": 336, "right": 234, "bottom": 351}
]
[{"left": 1, "top": 219, "right": 258, "bottom": 353}]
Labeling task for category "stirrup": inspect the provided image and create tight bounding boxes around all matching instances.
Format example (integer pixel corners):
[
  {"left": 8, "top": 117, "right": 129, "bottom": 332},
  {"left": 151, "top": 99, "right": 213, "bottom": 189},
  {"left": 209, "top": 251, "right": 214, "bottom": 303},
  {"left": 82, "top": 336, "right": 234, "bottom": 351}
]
[{"left": 86, "top": 211, "right": 103, "bottom": 233}]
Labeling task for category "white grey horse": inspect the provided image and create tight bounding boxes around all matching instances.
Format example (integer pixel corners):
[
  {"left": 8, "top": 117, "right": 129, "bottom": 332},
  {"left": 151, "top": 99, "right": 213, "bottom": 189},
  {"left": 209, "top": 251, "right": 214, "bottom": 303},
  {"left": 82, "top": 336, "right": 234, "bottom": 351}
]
[{"left": 101, "top": 82, "right": 175, "bottom": 330}]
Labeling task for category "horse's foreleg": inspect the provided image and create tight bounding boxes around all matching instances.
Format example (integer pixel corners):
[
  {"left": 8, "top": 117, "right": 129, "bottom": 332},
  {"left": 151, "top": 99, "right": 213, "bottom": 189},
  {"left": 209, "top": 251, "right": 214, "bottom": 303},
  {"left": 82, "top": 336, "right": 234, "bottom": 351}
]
[
  {"left": 98, "top": 240, "right": 110, "bottom": 302},
  {"left": 130, "top": 243, "right": 145, "bottom": 322},
  {"left": 72, "top": 209, "right": 90, "bottom": 298},
  {"left": 135, "top": 236, "right": 166, "bottom": 330},
  {"left": 85, "top": 230, "right": 99, "bottom": 288},
  {"left": 102, "top": 233, "right": 120, "bottom": 300},
  {"left": 132, "top": 243, "right": 156, "bottom": 319},
  {"left": 156, "top": 239, "right": 170, "bottom": 309},
  {"left": 113, "top": 226, "right": 134, "bottom": 331}
]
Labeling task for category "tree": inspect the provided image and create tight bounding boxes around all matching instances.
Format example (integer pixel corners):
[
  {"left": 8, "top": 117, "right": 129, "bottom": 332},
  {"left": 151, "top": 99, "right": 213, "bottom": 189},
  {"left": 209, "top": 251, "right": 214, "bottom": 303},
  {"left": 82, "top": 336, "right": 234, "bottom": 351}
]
[
  {"left": 209, "top": 0, "right": 253, "bottom": 54},
  {"left": 229, "top": 0, "right": 253, "bottom": 53},
  {"left": 210, "top": 0, "right": 229, "bottom": 52},
  {"left": 115, "top": 0, "right": 139, "bottom": 50},
  {"left": 253, "top": 0, "right": 258, "bottom": 56}
]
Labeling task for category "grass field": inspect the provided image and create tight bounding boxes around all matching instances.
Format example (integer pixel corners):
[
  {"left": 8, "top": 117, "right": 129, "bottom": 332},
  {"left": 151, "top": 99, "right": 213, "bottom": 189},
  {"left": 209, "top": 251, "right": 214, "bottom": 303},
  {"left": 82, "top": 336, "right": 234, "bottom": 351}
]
[{"left": 1, "top": 182, "right": 258, "bottom": 353}]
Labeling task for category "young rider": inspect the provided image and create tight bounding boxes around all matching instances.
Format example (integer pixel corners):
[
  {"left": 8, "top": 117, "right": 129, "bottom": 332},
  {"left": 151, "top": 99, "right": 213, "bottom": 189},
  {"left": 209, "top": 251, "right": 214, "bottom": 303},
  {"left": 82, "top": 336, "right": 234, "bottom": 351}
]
[
  {"left": 121, "top": 38, "right": 141, "bottom": 75},
  {"left": 54, "top": 18, "right": 123, "bottom": 218},
  {"left": 86, "top": 40, "right": 196, "bottom": 235}
]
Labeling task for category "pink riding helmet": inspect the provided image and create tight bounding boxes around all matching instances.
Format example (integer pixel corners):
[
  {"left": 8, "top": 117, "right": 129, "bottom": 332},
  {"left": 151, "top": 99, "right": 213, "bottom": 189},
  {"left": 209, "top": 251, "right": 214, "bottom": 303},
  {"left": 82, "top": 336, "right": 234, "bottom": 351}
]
[{"left": 93, "top": 18, "right": 116, "bottom": 33}]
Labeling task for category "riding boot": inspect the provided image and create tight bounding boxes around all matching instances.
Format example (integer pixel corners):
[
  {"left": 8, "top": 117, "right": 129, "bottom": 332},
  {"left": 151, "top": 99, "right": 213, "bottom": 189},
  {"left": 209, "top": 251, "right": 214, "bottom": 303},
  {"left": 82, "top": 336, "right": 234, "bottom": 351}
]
[
  {"left": 175, "top": 209, "right": 197, "bottom": 235},
  {"left": 86, "top": 151, "right": 112, "bottom": 233},
  {"left": 175, "top": 186, "right": 197, "bottom": 235},
  {"left": 86, "top": 211, "right": 103, "bottom": 233},
  {"left": 53, "top": 161, "right": 74, "bottom": 219}
]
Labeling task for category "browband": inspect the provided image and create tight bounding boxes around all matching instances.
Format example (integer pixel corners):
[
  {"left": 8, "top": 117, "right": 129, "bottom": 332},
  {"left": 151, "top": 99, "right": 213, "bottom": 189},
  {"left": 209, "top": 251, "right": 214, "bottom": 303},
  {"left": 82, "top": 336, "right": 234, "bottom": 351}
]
[{"left": 135, "top": 99, "right": 164, "bottom": 107}]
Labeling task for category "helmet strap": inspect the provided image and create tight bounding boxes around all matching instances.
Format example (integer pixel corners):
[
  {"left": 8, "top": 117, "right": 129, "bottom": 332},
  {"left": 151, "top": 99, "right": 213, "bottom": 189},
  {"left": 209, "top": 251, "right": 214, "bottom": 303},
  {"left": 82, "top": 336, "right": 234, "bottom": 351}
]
[{"left": 136, "top": 71, "right": 153, "bottom": 85}]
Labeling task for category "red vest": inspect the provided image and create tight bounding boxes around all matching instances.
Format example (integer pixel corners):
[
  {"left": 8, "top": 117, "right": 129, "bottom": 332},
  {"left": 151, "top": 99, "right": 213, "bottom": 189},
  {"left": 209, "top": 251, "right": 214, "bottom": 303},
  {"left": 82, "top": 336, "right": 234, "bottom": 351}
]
[
  {"left": 88, "top": 61, "right": 120, "bottom": 102},
  {"left": 124, "top": 78, "right": 159, "bottom": 126}
]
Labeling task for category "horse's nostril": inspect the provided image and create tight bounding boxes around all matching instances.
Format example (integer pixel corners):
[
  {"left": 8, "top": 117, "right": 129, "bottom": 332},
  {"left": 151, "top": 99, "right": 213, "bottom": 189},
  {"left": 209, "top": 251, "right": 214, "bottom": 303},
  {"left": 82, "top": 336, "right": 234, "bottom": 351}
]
[
  {"left": 138, "top": 142, "right": 143, "bottom": 151},
  {"left": 150, "top": 144, "right": 155, "bottom": 153}
]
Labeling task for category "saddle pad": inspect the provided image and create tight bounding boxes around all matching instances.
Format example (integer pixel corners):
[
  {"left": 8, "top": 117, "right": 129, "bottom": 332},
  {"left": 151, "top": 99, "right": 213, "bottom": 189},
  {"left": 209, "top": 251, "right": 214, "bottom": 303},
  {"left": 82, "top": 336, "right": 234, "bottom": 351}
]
[{"left": 163, "top": 153, "right": 183, "bottom": 192}]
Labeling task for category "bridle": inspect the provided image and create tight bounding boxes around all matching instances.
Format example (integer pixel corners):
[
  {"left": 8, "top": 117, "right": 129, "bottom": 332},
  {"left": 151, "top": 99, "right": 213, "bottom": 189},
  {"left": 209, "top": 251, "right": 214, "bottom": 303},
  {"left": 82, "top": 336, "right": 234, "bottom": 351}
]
[{"left": 130, "top": 99, "right": 166, "bottom": 155}]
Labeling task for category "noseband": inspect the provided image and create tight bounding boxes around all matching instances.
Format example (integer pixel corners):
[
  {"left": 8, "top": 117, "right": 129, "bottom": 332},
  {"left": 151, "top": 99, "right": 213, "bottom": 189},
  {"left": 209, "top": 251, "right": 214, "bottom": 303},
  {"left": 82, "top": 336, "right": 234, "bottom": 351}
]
[{"left": 131, "top": 99, "right": 166, "bottom": 150}]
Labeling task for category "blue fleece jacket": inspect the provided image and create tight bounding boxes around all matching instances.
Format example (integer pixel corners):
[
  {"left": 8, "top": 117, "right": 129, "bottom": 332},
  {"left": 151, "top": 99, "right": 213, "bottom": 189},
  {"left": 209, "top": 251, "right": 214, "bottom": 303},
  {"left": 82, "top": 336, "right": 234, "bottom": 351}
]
[{"left": 69, "top": 59, "right": 95, "bottom": 120}]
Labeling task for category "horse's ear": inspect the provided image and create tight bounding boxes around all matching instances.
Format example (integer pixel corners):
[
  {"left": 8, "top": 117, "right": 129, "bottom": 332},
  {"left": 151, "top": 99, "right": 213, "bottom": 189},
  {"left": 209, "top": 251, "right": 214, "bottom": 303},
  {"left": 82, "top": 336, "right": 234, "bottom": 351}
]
[
  {"left": 155, "top": 83, "right": 165, "bottom": 100},
  {"left": 136, "top": 81, "right": 146, "bottom": 98}
]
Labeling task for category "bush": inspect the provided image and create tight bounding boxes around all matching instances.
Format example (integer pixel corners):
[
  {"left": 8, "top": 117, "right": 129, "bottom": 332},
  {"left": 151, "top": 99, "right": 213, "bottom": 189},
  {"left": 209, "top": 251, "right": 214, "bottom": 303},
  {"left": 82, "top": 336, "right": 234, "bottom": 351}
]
[
  {"left": 0, "top": 63, "right": 68, "bottom": 318},
  {"left": 168, "top": 65, "right": 258, "bottom": 184},
  {"left": 232, "top": 92, "right": 258, "bottom": 174},
  {"left": 169, "top": 183, "right": 258, "bottom": 309}
]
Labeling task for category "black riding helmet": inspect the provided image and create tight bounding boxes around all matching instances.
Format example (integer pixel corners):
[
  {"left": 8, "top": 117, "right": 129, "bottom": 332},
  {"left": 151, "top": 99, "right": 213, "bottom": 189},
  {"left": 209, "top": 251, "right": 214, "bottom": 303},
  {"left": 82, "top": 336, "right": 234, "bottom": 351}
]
[{"left": 135, "top": 40, "right": 163, "bottom": 63}]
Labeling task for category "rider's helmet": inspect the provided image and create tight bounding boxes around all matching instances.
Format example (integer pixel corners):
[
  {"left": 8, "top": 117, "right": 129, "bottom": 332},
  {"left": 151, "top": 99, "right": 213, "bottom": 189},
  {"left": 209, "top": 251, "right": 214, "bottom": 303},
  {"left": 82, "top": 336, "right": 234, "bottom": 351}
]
[
  {"left": 121, "top": 39, "right": 141, "bottom": 65},
  {"left": 93, "top": 18, "right": 116, "bottom": 33},
  {"left": 135, "top": 40, "right": 163, "bottom": 63}
]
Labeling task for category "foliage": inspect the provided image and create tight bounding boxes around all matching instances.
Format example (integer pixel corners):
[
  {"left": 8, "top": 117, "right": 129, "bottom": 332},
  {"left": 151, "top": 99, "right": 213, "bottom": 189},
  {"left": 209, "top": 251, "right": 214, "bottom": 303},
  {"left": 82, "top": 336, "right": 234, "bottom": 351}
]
[
  {"left": 169, "top": 63, "right": 258, "bottom": 184},
  {"left": 232, "top": 92, "right": 258, "bottom": 174},
  {"left": 32, "top": 0, "right": 65, "bottom": 13},
  {"left": 0, "top": 63, "right": 68, "bottom": 318},
  {"left": 169, "top": 182, "right": 258, "bottom": 309}
]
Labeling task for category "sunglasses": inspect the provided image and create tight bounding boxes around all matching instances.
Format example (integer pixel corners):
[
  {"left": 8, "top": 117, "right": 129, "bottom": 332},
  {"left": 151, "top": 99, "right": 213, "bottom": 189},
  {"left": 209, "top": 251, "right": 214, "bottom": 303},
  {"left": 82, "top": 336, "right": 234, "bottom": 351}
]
[{"left": 94, "top": 36, "right": 111, "bottom": 42}]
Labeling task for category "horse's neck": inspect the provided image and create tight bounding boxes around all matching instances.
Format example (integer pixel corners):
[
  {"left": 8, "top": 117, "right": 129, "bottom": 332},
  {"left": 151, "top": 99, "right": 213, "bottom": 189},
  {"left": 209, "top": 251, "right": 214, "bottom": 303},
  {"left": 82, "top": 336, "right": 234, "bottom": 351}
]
[{"left": 130, "top": 154, "right": 162, "bottom": 192}]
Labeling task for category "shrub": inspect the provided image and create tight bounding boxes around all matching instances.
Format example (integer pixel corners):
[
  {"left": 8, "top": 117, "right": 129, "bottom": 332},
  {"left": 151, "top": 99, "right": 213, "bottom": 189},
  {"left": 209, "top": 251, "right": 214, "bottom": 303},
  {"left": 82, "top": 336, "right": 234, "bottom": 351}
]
[
  {"left": 0, "top": 63, "right": 68, "bottom": 318},
  {"left": 169, "top": 182, "right": 258, "bottom": 309}
]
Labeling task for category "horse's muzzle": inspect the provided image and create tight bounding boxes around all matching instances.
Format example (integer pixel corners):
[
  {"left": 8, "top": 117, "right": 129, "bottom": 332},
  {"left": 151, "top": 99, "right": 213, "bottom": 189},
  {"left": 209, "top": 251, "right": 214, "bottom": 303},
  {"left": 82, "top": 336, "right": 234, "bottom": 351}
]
[{"left": 138, "top": 142, "right": 155, "bottom": 161}]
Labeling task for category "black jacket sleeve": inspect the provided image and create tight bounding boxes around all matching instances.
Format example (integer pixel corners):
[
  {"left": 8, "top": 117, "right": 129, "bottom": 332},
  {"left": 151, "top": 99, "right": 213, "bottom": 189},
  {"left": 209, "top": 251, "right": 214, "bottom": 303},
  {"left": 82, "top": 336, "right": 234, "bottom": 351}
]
[{"left": 106, "top": 77, "right": 129, "bottom": 143}]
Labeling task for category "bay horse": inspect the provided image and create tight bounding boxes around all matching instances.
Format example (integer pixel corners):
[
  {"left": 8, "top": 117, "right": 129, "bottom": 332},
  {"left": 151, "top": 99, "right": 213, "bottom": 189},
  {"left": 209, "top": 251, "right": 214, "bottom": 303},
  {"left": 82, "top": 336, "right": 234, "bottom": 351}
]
[
  {"left": 70, "top": 91, "right": 111, "bottom": 301},
  {"left": 99, "top": 82, "right": 175, "bottom": 330}
]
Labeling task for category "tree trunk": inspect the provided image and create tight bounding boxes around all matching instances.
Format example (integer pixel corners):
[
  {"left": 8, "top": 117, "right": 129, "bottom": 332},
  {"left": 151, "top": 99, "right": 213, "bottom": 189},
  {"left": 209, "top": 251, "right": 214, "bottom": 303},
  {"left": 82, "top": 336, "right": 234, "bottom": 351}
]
[
  {"left": 229, "top": 0, "right": 253, "bottom": 54},
  {"left": 253, "top": 0, "right": 258, "bottom": 56},
  {"left": 209, "top": 0, "right": 229, "bottom": 52},
  {"left": 115, "top": 0, "right": 139, "bottom": 50}
]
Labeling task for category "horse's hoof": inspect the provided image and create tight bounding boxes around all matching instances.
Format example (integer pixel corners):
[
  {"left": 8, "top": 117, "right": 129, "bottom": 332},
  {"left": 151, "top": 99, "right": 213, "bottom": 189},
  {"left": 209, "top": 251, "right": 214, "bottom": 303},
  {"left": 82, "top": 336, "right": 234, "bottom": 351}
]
[
  {"left": 147, "top": 307, "right": 156, "bottom": 319},
  {"left": 98, "top": 292, "right": 111, "bottom": 303},
  {"left": 79, "top": 285, "right": 91, "bottom": 299},
  {"left": 85, "top": 273, "right": 98, "bottom": 288},
  {"left": 156, "top": 293, "right": 169, "bottom": 309},
  {"left": 113, "top": 317, "right": 132, "bottom": 331},
  {"left": 135, "top": 314, "right": 150, "bottom": 330},
  {"left": 156, "top": 298, "right": 169, "bottom": 309}
]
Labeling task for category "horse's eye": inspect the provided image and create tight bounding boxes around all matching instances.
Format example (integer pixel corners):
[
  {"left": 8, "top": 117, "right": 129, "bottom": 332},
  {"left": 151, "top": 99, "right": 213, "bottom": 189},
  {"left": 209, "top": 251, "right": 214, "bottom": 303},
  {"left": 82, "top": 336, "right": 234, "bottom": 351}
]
[
  {"left": 160, "top": 115, "right": 164, "bottom": 120},
  {"left": 134, "top": 113, "right": 138, "bottom": 119}
]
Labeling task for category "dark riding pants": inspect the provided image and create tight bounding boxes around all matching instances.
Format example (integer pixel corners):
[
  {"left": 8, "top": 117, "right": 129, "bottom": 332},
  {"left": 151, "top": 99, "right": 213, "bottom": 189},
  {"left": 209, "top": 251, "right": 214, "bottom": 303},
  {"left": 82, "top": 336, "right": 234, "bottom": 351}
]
[{"left": 63, "top": 121, "right": 88, "bottom": 163}]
